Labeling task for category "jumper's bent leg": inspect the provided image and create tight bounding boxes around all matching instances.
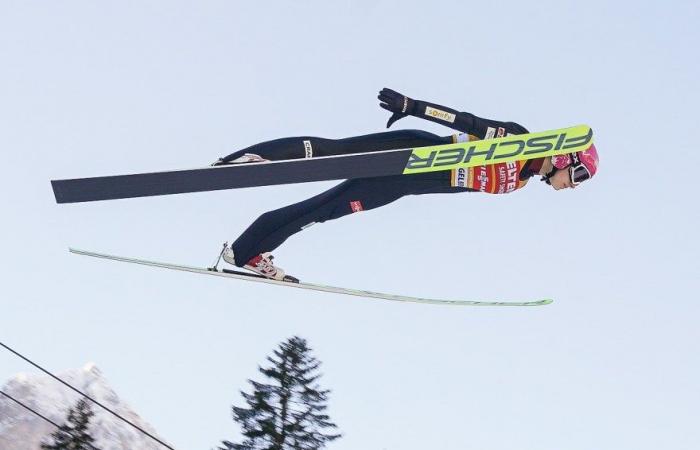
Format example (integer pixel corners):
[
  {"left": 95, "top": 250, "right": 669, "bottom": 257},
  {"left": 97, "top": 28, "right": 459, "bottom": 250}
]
[{"left": 230, "top": 172, "right": 462, "bottom": 266}]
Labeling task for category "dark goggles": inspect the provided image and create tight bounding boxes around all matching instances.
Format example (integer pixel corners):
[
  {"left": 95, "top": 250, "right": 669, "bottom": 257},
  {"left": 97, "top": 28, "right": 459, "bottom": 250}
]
[
  {"left": 543, "top": 153, "right": 592, "bottom": 186},
  {"left": 569, "top": 152, "right": 592, "bottom": 185},
  {"left": 570, "top": 163, "right": 592, "bottom": 185}
]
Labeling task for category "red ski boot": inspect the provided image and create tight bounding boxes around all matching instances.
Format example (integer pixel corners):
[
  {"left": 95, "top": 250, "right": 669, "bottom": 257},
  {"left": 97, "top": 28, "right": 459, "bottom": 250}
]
[{"left": 222, "top": 245, "right": 287, "bottom": 281}]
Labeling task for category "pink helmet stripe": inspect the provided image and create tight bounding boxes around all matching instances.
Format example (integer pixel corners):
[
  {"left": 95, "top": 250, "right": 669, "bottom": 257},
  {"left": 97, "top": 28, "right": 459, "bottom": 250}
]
[{"left": 579, "top": 143, "right": 599, "bottom": 177}]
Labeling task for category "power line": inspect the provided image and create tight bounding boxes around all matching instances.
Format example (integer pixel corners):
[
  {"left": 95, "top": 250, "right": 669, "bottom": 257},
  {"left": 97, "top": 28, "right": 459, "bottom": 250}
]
[
  {"left": 0, "top": 389, "right": 63, "bottom": 429},
  {"left": 0, "top": 340, "right": 175, "bottom": 450},
  {"left": 0, "top": 390, "right": 100, "bottom": 450}
]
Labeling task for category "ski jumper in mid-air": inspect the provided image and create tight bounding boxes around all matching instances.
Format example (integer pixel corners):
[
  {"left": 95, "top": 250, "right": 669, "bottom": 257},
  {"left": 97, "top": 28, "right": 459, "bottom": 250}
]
[{"left": 212, "top": 88, "right": 599, "bottom": 280}]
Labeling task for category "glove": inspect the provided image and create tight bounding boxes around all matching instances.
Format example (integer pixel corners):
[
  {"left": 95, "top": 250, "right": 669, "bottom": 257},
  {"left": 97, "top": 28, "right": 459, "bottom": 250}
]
[{"left": 378, "top": 88, "right": 416, "bottom": 128}]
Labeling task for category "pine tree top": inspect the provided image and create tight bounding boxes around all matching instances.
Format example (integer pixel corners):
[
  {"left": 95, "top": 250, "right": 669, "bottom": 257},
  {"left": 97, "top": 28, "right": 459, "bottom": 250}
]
[{"left": 222, "top": 336, "right": 341, "bottom": 450}]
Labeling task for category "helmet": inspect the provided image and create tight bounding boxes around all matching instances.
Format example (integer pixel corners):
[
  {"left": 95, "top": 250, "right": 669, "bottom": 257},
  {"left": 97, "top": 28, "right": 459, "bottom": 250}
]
[{"left": 549, "top": 144, "right": 599, "bottom": 185}]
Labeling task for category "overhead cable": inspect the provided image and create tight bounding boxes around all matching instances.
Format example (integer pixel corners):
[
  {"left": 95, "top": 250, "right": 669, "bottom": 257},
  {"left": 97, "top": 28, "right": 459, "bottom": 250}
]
[{"left": 0, "top": 340, "right": 175, "bottom": 450}]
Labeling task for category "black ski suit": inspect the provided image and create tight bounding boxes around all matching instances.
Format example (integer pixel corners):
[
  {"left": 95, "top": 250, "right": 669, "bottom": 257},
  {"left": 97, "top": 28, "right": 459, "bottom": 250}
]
[{"left": 224, "top": 98, "right": 532, "bottom": 267}]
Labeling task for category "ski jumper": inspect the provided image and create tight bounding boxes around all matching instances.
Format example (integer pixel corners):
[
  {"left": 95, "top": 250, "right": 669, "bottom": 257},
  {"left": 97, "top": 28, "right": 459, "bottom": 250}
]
[{"left": 224, "top": 99, "right": 544, "bottom": 267}]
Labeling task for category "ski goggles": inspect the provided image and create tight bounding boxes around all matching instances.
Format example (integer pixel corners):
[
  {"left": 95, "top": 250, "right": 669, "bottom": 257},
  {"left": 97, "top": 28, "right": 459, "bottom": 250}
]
[
  {"left": 570, "top": 160, "right": 593, "bottom": 185},
  {"left": 547, "top": 152, "right": 593, "bottom": 185}
]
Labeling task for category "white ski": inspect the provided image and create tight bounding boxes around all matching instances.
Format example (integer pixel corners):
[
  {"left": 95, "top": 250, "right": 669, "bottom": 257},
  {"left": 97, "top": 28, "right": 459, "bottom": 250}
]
[{"left": 69, "top": 248, "right": 553, "bottom": 307}]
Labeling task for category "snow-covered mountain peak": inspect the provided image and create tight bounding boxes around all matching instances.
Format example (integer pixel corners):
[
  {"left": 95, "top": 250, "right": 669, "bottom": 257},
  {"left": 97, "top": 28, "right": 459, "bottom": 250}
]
[
  {"left": 13, "top": 373, "right": 28, "bottom": 383},
  {"left": 82, "top": 361, "right": 101, "bottom": 375},
  {"left": 0, "top": 364, "right": 169, "bottom": 450}
]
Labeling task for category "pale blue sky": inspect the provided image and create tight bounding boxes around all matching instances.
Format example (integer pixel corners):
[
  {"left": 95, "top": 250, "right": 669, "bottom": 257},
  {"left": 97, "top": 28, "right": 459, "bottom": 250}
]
[{"left": 1, "top": 1, "right": 699, "bottom": 449}]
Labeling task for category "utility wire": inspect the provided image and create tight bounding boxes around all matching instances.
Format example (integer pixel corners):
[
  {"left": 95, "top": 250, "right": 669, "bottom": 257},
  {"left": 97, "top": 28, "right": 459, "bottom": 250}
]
[
  {"left": 0, "top": 340, "right": 175, "bottom": 450},
  {"left": 0, "top": 390, "right": 100, "bottom": 450},
  {"left": 0, "top": 389, "right": 63, "bottom": 429}
]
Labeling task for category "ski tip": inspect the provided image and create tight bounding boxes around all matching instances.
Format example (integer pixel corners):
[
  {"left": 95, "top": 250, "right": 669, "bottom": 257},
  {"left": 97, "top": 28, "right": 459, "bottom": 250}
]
[{"left": 538, "top": 299, "right": 554, "bottom": 305}]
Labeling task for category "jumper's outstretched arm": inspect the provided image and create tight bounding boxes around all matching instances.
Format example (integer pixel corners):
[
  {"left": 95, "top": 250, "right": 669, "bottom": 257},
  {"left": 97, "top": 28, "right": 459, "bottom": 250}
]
[{"left": 378, "top": 87, "right": 529, "bottom": 139}]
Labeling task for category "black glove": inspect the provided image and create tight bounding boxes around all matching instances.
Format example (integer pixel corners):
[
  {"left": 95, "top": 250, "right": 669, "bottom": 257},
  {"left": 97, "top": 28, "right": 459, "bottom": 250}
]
[{"left": 378, "top": 88, "right": 416, "bottom": 128}]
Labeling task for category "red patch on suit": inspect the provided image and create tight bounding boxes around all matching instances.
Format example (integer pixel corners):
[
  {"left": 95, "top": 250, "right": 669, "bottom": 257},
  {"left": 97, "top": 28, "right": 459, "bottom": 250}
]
[{"left": 350, "top": 200, "right": 364, "bottom": 212}]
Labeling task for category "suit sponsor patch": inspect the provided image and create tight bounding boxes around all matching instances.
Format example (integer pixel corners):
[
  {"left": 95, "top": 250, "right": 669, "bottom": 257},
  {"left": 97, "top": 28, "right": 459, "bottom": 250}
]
[
  {"left": 450, "top": 161, "right": 527, "bottom": 193},
  {"left": 454, "top": 167, "right": 468, "bottom": 187},
  {"left": 350, "top": 200, "right": 364, "bottom": 212},
  {"left": 477, "top": 166, "right": 489, "bottom": 191},
  {"left": 424, "top": 106, "right": 456, "bottom": 123},
  {"left": 303, "top": 140, "right": 313, "bottom": 158}
]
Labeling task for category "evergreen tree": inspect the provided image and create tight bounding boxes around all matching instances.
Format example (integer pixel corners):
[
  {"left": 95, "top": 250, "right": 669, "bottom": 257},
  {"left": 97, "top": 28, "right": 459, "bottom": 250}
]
[
  {"left": 41, "top": 398, "right": 99, "bottom": 450},
  {"left": 221, "top": 336, "right": 341, "bottom": 450}
]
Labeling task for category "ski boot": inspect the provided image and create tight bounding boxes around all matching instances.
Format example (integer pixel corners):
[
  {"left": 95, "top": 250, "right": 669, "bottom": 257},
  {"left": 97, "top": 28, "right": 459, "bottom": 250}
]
[
  {"left": 211, "top": 153, "right": 269, "bottom": 166},
  {"left": 222, "top": 245, "right": 296, "bottom": 282}
]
